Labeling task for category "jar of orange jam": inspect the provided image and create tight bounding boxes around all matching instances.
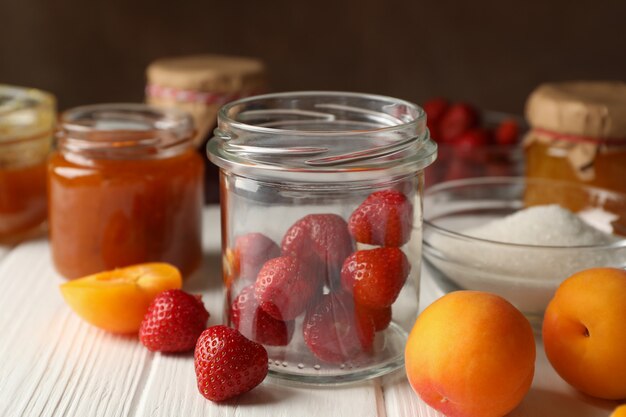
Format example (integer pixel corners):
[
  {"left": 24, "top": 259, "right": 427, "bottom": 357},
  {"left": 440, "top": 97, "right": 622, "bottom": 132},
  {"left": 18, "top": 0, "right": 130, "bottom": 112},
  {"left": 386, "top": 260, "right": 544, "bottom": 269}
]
[
  {"left": 524, "top": 81, "right": 626, "bottom": 205},
  {"left": 49, "top": 104, "right": 203, "bottom": 279},
  {"left": 0, "top": 85, "right": 55, "bottom": 242}
]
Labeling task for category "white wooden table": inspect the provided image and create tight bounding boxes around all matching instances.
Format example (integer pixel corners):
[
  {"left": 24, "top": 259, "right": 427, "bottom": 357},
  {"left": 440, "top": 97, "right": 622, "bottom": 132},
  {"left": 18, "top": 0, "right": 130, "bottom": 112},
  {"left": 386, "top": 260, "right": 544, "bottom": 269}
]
[{"left": 0, "top": 207, "right": 617, "bottom": 417}]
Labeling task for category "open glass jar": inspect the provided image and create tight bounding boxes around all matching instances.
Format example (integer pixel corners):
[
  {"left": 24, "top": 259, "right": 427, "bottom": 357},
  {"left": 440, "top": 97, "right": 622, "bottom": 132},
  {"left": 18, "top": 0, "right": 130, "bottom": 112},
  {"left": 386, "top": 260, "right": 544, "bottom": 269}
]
[
  {"left": 208, "top": 92, "right": 437, "bottom": 383},
  {"left": 49, "top": 104, "right": 203, "bottom": 279},
  {"left": 0, "top": 85, "right": 55, "bottom": 241}
]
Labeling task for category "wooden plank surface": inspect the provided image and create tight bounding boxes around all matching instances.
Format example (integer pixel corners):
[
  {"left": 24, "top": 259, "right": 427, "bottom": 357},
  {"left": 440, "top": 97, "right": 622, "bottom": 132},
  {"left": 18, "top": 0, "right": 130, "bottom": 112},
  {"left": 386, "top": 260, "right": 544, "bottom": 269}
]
[{"left": 0, "top": 207, "right": 616, "bottom": 417}]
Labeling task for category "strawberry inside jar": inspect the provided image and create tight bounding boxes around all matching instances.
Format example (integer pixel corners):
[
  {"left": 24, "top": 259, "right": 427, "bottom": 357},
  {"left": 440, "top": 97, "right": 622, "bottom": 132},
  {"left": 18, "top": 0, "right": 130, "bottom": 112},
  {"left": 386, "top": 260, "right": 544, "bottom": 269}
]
[
  {"left": 207, "top": 91, "right": 437, "bottom": 384},
  {"left": 207, "top": 92, "right": 437, "bottom": 384}
]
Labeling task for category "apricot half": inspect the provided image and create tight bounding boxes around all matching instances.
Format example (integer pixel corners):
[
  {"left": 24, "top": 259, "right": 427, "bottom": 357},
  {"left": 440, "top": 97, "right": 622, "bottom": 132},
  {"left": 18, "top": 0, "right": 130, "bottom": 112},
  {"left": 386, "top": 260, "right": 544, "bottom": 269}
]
[
  {"left": 60, "top": 263, "right": 182, "bottom": 334},
  {"left": 405, "top": 291, "right": 535, "bottom": 417},
  {"left": 543, "top": 267, "right": 626, "bottom": 400}
]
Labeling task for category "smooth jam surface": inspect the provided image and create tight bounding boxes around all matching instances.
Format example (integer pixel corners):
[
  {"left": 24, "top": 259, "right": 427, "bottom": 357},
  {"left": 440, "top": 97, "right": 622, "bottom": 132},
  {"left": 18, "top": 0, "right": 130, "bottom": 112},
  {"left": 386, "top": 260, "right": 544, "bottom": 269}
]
[
  {"left": 48, "top": 150, "right": 203, "bottom": 279},
  {"left": 0, "top": 161, "right": 48, "bottom": 240}
]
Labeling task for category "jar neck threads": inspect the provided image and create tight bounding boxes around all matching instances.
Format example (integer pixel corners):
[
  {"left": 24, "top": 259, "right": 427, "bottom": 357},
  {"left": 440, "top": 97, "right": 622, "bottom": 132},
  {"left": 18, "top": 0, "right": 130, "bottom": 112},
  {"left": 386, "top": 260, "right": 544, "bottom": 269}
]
[{"left": 57, "top": 104, "right": 195, "bottom": 161}]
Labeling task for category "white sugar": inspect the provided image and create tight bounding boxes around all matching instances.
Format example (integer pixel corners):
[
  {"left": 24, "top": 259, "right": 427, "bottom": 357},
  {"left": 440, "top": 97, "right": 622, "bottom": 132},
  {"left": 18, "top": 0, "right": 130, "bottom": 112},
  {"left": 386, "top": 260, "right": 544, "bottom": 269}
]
[
  {"left": 426, "top": 204, "right": 624, "bottom": 317},
  {"left": 463, "top": 204, "right": 618, "bottom": 246}
]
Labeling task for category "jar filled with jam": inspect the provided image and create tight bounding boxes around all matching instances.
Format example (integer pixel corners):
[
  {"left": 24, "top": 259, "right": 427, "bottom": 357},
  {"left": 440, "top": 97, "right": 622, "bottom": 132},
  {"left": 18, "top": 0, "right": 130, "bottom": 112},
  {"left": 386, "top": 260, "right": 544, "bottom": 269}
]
[
  {"left": 49, "top": 104, "right": 203, "bottom": 279},
  {"left": 524, "top": 81, "right": 626, "bottom": 209},
  {"left": 0, "top": 85, "right": 55, "bottom": 241},
  {"left": 146, "top": 54, "right": 268, "bottom": 203}
]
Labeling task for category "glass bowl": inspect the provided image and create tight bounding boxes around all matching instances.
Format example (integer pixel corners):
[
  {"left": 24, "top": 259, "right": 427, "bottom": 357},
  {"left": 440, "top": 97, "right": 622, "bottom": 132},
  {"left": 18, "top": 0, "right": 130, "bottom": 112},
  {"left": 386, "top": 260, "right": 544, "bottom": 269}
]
[{"left": 423, "top": 177, "right": 626, "bottom": 330}]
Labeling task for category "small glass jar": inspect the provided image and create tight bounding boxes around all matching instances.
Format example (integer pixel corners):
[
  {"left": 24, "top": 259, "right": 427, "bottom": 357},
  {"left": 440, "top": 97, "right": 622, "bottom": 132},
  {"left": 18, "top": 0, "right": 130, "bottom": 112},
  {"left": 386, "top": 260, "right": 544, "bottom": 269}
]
[
  {"left": 0, "top": 85, "right": 55, "bottom": 241},
  {"left": 208, "top": 92, "right": 437, "bottom": 383},
  {"left": 49, "top": 104, "right": 203, "bottom": 279},
  {"left": 524, "top": 81, "right": 626, "bottom": 208},
  {"left": 146, "top": 54, "right": 268, "bottom": 203}
]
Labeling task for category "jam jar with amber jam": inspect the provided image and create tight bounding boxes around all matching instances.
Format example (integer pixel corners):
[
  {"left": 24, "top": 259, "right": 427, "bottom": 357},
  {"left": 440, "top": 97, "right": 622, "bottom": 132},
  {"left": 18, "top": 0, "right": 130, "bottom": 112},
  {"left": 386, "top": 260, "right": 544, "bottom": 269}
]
[
  {"left": 49, "top": 104, "right": 203, "bottom": 279},
  {"left": 0, "top": 85, "right": 55, "bottom": 241}
]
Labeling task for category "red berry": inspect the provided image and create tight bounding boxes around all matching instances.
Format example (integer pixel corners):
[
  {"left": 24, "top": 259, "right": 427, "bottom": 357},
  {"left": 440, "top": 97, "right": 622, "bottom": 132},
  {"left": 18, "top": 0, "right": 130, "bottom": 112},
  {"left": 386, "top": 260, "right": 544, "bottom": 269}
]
[
  {"left": 453, "top": 128, "right": 490, "bottom": 149},
  {"left": 194, "top": 325, "right": 268, "bottom": 402},
  {"left": 438, "top": 103, "right": 479, "bottom": 143},
  {"left": 341, "top": 248, "right": 410, "bottom": 309},
  {"left": 231, "top": 285, "right": 295, "bottom": 346},
  {"left": 423, "top": 98, "right": 449, "bottom": 139},
  {"left": 255, "top": 256, "right": 321, "bottom": 320},
  {"left": 355, "top": 303, "right": 392, "bottom": 332},
  {"left": 423, "top": 97, "right": 449, "bottom": 123},
  {"left": 303, "top": 293, "right": 374, "bottom": 363},
  {"left": 235, "top": 233, "right": 281, "bottom": 280},
  {"left": 139, "top": 289, "right": 210, "bottom": 353},
  {"left": 494, "top": 119, "right": 520, "bottom": 145},
  {"left": 348, "top": 190, "right": 413, "bottom": 247},
  {"left": 224, "top": 233, "right": 281, "bottom": 288},
  {"left": 281, "top": 214, "right": 354, "bottom": 286}
]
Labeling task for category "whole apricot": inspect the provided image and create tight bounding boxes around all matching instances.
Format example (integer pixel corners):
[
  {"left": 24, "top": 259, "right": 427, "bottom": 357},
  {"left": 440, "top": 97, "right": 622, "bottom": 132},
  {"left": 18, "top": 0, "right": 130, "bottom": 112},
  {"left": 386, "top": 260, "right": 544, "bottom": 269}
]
[
  {"left": 405, "top": 291, "right": 535, "bottom": 417},
  {"left": 543, "top": 267, "right": 626, "bottom": 400}
]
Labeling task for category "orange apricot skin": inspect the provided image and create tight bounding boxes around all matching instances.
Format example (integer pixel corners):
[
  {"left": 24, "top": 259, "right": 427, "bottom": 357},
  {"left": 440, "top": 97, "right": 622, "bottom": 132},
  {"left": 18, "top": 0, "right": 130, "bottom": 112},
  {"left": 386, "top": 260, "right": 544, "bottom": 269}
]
[
  {"left": 405, "top": 291, "right": 535, "bottom": 417},
  {"left": 542, "top": 267, "right": 626, "bottom": 400},
  {"left": 60, "top": 263, "right": 182, "bottom": 334}
]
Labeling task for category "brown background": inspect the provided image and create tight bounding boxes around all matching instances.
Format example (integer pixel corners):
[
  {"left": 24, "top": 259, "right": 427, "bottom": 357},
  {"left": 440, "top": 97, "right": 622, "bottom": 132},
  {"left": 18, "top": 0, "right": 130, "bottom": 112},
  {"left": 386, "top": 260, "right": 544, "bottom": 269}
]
[{"left": 1, "top": 0, "right": 625, "bottom": 114}]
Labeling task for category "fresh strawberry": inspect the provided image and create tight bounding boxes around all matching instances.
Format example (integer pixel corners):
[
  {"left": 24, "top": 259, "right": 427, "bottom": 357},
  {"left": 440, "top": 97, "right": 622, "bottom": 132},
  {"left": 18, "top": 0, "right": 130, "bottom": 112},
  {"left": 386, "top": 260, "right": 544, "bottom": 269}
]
[
  {"left": 281, "top": 214, "right": 354, "bottom": 286},
  {"left": 139, "top": 289, "right": 210, "bottom": 352},
  {"left": 224, "top": 233, "right": 280, "bottom": 288},
  {"left": 235, "top": 233, "right": 281, "bottom": 280},
  {"left": 355, "top": 303, "right": 392, "bottom": 332},
  {"left": 423, "top": 97, "right": 449, "bottom": 139},
  {"left": 453, "top": 128, "right": 490, "bottom": 149},
  {"left": 255, "top": 256, "right": 321, "bottom": 321},
  {"left": 348, "top": 190, "right": 413, "bottom": 247},
  {"left": 423, "top": 97, "right": 449, "bottom": 124},
  {"left": 303, "top": 293, "right": 374, "bottom": 363},
  {"left": 231, "top": 285, "right": 295, "bottom": 346},
  {"left": 494, "top": 119, "right": 520, "bottom": 145},
  {"left": 438, "top": 102, "right": 479, "bottom": 143},
  {"left": 194, "top": 325, "right": 268, "bottom": 402},
  {"left": 341, "top": 248, "right": 410, "bottom": 309}
]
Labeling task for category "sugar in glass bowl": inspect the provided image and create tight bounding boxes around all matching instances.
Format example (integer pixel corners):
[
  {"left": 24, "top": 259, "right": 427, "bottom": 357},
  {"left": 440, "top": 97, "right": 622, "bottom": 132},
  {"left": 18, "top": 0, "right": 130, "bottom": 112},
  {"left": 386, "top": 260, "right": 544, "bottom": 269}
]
[{"left": 423, "top": 177, "right": 626, "bottom": 330}]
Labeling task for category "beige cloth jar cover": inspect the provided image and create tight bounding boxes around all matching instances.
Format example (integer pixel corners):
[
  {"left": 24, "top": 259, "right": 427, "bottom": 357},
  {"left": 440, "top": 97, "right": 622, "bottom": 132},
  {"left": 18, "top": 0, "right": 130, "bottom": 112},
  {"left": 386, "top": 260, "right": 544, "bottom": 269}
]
[
  {"left": 524, "top": 81, "right": 626, "bottom": 181},
  {"left": 146, "top": 55, "right": 268, "bottom": 147}
]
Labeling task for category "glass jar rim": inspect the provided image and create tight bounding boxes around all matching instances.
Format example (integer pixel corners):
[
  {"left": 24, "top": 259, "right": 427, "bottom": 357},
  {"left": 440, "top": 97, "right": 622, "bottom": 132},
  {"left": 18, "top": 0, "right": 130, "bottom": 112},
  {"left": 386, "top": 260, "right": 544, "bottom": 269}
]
[
  {"left": 208, "top": 91, "right": 437, "bottom": 183},
  {"left": 0, "top": 84, "right": 55, "bottom": 117},
  {"left": 218, "top": 91, "right": 425, "bottom": 135},
  {"left": 58, "top": 103, "right": 195, "bottom": 160},
  {"left": 0, "top": 84, "right": 56, "bottom": 144}
]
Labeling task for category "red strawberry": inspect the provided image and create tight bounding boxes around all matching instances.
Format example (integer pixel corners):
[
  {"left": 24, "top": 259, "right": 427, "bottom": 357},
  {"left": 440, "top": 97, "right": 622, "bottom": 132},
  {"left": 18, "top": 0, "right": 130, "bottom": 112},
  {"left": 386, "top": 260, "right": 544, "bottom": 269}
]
[
  {"left": 341, "top": 248, "right": 410, "bottom": 309},
  {"left": 139, "top": 289, "right": 210, "bottom": 353},
  {"left": 255, "top": 256, "right": 321, "bottom": 320},
  {"left": 438, "top": 103, "right": 479, "bottom": 143},
  {"left": 453, "top": 128, "right": 490, "bottom": 149},
  {"left": 494, "top": 119, "right": 520, "bottom": 145},
  {"left": 194, "top": 325, "right": 268, "bottom": 402},
  {"left": 303, "top": 293, "right": 374, "bottom": 363},
  {"left": 355, "top": 303, "right": 392, "bottom": 332},
  {"left": 224, "top": 233, "right": 280, "bottom": 288},
  {"left": 231, "top": 285, "right": 295, "bottom": 346},
  {"left": 281, "top": 214, "right": 354, "bottom": 286},
  {"left": 423, "top": 97, "right": 449, "bottom": 139},
  {"left": 348, "top": 190, "right": 413, "bottom": 247}
]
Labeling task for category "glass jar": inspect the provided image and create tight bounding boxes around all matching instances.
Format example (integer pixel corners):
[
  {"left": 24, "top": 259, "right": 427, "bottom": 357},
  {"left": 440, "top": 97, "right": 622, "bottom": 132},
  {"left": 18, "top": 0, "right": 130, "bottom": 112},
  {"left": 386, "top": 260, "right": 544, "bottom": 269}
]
[
  {"left": 146, "top": 54, "right": 268, "bottom": 203},
  {"left": 0, "top": 85, "right": 55, "bottom": 241},
  {"left": 524, "top": 81, "right": 626, "bottom": 208},
  {"left": 208, "top": 92, "right": 437, "bottom": 383},
  {"left": 49, "top": 104, "right": 203, "bottom": 279}
]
